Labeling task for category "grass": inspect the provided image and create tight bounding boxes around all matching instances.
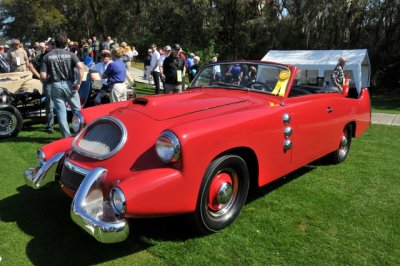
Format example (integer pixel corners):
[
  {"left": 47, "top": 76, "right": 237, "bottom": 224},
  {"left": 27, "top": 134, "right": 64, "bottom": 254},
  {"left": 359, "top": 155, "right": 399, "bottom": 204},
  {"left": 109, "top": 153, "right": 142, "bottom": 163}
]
[{"left": 1, "top": 123, "right": 400, "bottom": 265}]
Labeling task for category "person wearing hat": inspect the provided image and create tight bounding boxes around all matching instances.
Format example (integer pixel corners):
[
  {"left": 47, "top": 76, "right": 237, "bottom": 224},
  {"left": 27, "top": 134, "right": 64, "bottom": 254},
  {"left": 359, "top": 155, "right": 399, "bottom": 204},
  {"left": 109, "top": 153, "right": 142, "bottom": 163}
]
[
  {"left": 7, "top": 38, "right": 29, "bottom": 72},
  {"left": 331, "top": 56, "right": 347, "bottom": 91},
  {"left": 161, "top": 43, "right": 185, "bottom": 93},
  {"left": 90, "top": 49, "right": 113, "bottom": 104},
  {"left": 102, "top": 47, "right": 127, "bottom": 102}
]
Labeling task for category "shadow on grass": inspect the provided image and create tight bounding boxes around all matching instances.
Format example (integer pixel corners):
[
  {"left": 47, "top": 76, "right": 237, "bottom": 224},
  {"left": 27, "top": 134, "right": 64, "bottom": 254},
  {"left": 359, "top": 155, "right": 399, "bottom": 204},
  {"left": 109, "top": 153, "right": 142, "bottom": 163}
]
[
  {"left": 0, "top": 119, "right": 61, "bottom": 144},
  {"left": 247, "top": 165, "right": 317, "bottom": 203},
  {"left": 0, "top": 164, "right": 320, "bottom": 264},
  {"left": 0, "top": 184, "right": 153, "bottom": 265}
]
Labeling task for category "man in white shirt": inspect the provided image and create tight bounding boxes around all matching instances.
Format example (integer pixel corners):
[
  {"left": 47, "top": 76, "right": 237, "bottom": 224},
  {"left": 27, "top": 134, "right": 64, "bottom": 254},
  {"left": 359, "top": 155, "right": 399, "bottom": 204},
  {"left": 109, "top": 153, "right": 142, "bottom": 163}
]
[
  {"left": 89, "top": 50, "right": 113, "bottom": 104},
  {"left": 150, "top": 43, "right": 161, "bottom": 94}
]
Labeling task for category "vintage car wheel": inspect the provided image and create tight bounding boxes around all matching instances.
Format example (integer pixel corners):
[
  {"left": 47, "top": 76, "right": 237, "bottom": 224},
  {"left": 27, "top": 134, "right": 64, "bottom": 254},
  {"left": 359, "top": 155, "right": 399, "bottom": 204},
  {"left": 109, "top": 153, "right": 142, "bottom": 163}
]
[
  {"left": 193, "top": 154, "right": 250, "bottom": 234},
  {"left": 0, "top": 105, "right": 23, "bottom": 138},
  {"left": 328, "top": 124, "right": 352, "bottom": 164}
]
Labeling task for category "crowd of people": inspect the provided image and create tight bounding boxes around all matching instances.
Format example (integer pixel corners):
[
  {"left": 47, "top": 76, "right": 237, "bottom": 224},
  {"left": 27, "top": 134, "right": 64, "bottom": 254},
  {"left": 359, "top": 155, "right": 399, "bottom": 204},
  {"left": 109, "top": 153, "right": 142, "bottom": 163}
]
[
  {"left": 0, "top": 33, "right": 207, "bottom": 138},
  {"left": 0, "top": 34, "right": 139, "bottom": 137},
  {"left": 143, "top": 43, "right": 201, "bottom": 94}
]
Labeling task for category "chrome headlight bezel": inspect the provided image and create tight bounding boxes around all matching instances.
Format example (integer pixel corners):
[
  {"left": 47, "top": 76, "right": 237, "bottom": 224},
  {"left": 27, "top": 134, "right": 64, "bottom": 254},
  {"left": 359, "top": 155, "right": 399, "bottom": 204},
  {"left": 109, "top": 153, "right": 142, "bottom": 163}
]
[
  {"left": 155, "top": 130, "right": 181, "bottom": 163},
  {"left": 37, "top": 149, "right": 46, "bottom": 166},
  {"left": 110, "top": 187, "right": 126, "bottom": 216},
  {"left": 72, "top": 112, "right": 85, "bottom": 134}
]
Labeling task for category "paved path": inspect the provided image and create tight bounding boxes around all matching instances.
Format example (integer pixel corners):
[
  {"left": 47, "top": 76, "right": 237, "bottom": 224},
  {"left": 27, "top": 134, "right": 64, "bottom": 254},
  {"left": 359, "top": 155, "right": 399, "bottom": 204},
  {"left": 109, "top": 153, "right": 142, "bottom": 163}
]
[
  {"left": 128, "top": 67, "right": 399, "bottom": 126},
  {"left": 128, "top": 67, "right": 150, "bottom": 84},
  {"left": 371, "top": 112, "right": 400, "bottom": 126}
]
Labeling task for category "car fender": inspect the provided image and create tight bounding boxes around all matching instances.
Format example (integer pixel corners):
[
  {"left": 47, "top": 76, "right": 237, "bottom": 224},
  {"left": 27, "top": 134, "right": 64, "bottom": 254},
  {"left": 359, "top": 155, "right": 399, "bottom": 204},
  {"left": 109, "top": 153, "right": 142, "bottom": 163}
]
[
  {"left": 41, "top": 137, "right": 74, "bottom": 159},
  {"left": 117, "top": 168, "right": 186, "bottom": 217}
]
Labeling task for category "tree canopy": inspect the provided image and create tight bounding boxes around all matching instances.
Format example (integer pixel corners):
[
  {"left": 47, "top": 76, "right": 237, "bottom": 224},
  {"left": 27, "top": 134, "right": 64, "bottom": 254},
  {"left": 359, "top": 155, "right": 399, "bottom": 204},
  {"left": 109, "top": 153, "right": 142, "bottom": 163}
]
[{"left": 0, "top": 0, "right": 399, "bottom": 91}]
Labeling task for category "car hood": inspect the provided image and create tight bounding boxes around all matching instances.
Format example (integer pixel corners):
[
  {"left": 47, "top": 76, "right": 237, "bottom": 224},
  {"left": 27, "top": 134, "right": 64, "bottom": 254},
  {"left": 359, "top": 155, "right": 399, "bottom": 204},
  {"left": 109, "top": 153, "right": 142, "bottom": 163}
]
[{"left": 126, "top": 89, "right": 251, "bottom": 121}]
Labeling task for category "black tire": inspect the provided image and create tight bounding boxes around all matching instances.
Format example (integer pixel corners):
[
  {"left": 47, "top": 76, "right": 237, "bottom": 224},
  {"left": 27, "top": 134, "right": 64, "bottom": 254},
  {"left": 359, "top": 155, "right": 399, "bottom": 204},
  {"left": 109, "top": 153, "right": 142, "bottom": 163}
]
[
  {"left": 193, "top": 154, "right": 250, "bottom": 234},
  {"left": 0, "top": 105, "right": 23, "bottom": 138},
  {"left": 328, "top": 124, "right": 352, "bottom": 164}
]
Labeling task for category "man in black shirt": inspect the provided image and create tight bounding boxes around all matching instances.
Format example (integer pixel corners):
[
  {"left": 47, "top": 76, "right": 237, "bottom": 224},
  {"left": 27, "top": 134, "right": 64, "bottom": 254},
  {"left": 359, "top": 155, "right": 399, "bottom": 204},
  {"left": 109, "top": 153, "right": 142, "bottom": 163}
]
[
  {"left": 40, "top": 33, "right": 84, "bottom": 137},
  {"left": 161, "top": 44, "right": 185, "bottom": 93}
]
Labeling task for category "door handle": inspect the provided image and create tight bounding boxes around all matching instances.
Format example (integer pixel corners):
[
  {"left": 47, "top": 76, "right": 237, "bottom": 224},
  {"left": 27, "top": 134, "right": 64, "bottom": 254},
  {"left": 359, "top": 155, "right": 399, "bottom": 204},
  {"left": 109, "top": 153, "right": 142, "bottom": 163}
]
[{"left": 327, "top": 107, "right": 334, "bottom": 113}]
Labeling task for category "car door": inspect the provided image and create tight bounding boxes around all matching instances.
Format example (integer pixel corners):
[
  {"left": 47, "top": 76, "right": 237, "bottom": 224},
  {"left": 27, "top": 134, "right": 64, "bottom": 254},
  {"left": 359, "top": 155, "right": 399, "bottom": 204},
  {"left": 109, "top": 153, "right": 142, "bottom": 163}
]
[{"left": 284, "top": 93, "right": 342, "bottom": 168}]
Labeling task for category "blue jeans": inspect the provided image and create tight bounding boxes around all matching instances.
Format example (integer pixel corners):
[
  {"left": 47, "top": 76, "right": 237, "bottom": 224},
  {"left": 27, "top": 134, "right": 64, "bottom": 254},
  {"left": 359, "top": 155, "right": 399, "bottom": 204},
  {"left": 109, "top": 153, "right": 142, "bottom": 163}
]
[
  {"left": 49, "top": 81, "right": 81, "bottom": 137},
  {"left": 43, "top": 84, "right": 54, "bottom": 130}
]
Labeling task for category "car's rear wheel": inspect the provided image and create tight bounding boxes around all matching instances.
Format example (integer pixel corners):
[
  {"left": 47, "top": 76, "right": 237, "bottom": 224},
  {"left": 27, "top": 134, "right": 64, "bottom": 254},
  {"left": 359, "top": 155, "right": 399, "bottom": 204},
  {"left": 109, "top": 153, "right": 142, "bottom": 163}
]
[
  {"left": 328, "top": 124, "right": 352, "bottom": 164},
  {"left": 193, "top": 154, "right": 249, "bottom": 234},
  {"left": 0, "top": 105, "right": 23, "bottom": 138}
]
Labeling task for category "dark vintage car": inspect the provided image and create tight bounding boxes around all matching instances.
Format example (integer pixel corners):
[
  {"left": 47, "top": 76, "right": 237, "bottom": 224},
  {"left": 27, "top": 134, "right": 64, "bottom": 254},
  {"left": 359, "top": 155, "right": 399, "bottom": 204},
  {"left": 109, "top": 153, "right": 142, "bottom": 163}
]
[
  {"left": 0, "top": 71, "right": 43, "bottom": 138},
  {"left": 0, "top": 68, "right": 136, "bottom": 138},
  {"left": 24, "top": 60, "right": 371, "bottom": 243}
]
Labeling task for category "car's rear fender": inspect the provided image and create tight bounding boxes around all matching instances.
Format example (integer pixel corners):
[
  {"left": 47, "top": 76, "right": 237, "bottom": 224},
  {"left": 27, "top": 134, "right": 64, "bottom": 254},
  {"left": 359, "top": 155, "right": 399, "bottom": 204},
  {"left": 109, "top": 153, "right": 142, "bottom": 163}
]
[{"left": 354, "top": 87, "right": 371, "bottom": 138}]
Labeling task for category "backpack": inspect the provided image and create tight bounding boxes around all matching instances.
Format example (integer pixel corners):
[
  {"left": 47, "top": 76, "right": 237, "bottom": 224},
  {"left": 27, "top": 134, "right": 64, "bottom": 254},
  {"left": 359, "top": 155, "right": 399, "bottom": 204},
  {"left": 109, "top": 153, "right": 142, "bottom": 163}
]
[{"left": 0, "top": 55, "right": 10, "bottom": 73}]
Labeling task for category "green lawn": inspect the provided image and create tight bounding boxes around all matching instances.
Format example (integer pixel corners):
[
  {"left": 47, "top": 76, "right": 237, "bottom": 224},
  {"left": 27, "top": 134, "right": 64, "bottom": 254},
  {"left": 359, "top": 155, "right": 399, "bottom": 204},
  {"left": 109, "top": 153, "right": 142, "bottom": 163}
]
[{"left": 1, "top": 123, "right": 399, "bottom": 265}]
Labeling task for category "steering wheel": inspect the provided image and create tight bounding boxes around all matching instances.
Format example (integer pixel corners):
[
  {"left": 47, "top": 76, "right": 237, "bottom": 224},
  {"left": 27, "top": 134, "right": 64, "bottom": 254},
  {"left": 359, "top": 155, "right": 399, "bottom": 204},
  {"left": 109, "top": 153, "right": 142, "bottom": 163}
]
[{"left": 248, "top": 82, "right": 273, "bottom": 92}]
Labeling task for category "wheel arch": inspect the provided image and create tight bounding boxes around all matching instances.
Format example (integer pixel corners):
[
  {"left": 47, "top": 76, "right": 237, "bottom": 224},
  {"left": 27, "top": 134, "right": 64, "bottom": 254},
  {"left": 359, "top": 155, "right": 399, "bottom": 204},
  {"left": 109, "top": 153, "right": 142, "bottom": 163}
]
[
  {"left": 211, "top": 147, "right": 259, "bottom": 190},
  {"left": 347, "top": 121, "right": 356, "bottom": 138}
]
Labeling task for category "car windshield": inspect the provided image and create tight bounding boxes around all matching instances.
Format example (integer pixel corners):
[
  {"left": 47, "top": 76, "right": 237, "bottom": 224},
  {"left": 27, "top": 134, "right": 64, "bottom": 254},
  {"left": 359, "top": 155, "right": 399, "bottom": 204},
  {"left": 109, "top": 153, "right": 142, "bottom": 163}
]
[{"left": 189, "top": 62, "right": 291, "bottom": 96}]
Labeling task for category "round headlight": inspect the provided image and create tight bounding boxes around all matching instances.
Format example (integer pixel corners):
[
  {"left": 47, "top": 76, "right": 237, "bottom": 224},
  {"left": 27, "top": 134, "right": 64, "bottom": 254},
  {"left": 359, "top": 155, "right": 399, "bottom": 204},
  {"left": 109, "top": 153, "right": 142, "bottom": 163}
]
[
  {"left": 156, "top": 131, "right": 181, "bottom": 163},
  {"left": 72, "top": 112, "right": 84, "bottom": 133},
  {"left": 37, "top": 149, "right": 46, "bottom": 166},
  {"left": 110, "top": 187, "right": 126, "bottom": 216}
]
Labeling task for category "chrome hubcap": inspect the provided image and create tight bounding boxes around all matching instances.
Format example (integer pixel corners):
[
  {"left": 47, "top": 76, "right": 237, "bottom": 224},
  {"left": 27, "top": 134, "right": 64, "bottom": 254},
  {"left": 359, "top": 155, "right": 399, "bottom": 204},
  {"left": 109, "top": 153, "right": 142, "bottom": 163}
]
[
  {"left": 208, "top": 169, "right": 238, "bottom": 217},
  {"left": 338, "top": 135, "right": 348, "bottom": 158},
  {"left": 217, "top": 182, "right": 233, "bottom": 205}
]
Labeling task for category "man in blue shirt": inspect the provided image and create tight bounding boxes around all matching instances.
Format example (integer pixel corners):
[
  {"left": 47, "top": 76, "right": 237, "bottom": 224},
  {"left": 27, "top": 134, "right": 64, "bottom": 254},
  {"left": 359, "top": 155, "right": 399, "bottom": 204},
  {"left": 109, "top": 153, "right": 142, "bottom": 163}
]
[{"left": 102, "top": 47, "right": 127, "bottom": 102}]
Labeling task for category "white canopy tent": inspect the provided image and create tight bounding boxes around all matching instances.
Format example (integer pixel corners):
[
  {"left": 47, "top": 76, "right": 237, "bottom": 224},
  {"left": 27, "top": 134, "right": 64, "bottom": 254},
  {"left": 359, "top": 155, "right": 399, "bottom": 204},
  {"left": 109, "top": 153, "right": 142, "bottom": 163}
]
[{"left": 262, "top": 49, "right": 371, "bottom": 93}]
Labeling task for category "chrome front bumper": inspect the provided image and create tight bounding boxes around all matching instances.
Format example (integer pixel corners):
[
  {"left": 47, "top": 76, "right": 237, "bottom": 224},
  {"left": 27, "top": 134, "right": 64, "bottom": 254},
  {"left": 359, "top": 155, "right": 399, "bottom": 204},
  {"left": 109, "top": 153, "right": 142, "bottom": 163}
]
[
  {"left": 25, "top": 154, "right": 129, "bottom": 243},
  {"left": 70, "top": 167, "right": 129, "bottom": 243},
  {"left": 24, "top": 152, "right": 65, "bottom": 189}
]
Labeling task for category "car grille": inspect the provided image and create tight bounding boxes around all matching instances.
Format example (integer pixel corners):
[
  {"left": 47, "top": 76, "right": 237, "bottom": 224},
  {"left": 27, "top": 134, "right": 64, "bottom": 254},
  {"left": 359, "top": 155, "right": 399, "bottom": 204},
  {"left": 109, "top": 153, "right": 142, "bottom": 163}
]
[
  {"left": 60, "top": 164, "right": 85, "bottom": 192},
  {"left": 73, "top": 116, "right": 127, "bottom": 160}
]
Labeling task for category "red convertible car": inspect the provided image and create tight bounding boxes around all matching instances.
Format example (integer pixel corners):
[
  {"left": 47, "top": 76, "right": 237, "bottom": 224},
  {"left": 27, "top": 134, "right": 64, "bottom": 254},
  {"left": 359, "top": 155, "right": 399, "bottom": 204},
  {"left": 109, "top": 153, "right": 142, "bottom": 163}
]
[{"left": 24, "top": 60, "right": 370, "bottom": 243}]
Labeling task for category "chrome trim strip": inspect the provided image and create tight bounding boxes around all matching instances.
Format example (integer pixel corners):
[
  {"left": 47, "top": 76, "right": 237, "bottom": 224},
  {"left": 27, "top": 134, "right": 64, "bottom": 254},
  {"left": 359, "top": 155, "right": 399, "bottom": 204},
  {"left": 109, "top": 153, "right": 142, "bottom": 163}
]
[
  {"left": 72, "top": 116, "right": 128, "bottom": 160},
  {"left": 70, "top": 167, "right": 130, "bottom": 243},
  {"left": 24, "top": 152, "right": 64, "bottom": 189},
  {"left": 64, "top": 159, "right": 90, "bottom": 176}
]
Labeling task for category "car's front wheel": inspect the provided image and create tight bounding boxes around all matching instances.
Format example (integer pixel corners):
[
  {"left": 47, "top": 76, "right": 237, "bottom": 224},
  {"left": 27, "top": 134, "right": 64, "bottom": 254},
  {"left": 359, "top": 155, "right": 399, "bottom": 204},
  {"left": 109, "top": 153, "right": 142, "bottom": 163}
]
[
  {"left": 0, "top": 105, "right": 23, "bottom": 138},
  {"left": 328, "top": 124, "right": 352, "bottom": 164},
  {"left": 193, "top": 154, "right": 249, "bottom": 234}
]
